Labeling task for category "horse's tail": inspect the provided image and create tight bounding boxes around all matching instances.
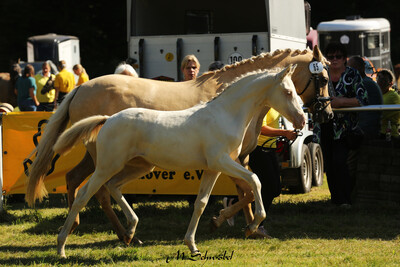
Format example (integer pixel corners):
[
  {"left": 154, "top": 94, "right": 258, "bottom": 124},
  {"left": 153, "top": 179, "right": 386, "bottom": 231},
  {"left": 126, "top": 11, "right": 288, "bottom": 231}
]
[
  {"left": 25, "top": 89, "right": 78, "bottom": 207},
  {"left": 53, "top": 115, "right": 109, "bottom": 156}
]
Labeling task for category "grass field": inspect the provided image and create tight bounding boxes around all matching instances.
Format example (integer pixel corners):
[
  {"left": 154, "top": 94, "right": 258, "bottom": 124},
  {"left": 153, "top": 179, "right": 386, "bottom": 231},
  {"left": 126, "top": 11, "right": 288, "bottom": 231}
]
[{"left": 1, "top": 181, "right": 399, "bottom": 266}]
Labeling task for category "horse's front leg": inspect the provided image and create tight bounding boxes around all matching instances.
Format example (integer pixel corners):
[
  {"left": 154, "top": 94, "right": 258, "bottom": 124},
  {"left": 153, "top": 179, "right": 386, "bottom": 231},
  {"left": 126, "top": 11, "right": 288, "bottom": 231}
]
[
  {"left": 58, "top": 170, "right": 111, "bottom": 258},
  {"left": 211, "top": 155, "right": 266, "bottom": 236},
  {"left": 184, "top": 170, "right": 220, "bottom": 256},
  {"left": 211, "top": 177, "right": 254, "bottom": 229}
]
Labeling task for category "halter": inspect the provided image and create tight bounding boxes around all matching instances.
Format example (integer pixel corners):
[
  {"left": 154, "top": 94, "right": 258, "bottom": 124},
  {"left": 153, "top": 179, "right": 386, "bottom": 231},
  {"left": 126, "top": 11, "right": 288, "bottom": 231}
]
[{"left": 298, "top": 58, "right": 332, "bottom": 122}]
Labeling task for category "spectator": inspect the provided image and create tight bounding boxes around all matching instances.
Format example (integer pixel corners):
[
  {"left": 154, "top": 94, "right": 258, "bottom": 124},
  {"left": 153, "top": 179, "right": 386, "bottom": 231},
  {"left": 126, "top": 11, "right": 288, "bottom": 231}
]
[
  {"left": 73, "top": 64, "right": 89, "bottom": 86},
  {"left": 317, "top": 42, "right": 368, "bottom": 208},
  {"left": 347, "top": 56, "right": 383, "bottom": 139},
  {"left": 181, "top": 55, "right": 200, "bottom": 81},
  {"left": 376, "top": 69, "right": 400, "bottom": 140},
  {"left": 14, "top": 64, "right": 39, "bottom": 111},
  {"left": 35, "top": 62, "right": 56, "bottom": 111},
  {"left": 208, "top": 61, "right": 224, "bottom": 71},
  {"left": 114, "top": 62, "right": 138, "bottom": 77},
  {"left": 54, "top": 60, "right": 75, "bottom": 108}
]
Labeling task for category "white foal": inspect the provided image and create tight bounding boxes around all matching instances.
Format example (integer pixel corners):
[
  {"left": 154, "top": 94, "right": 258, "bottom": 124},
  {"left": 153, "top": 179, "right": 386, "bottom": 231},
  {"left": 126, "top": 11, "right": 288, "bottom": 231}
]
[{"left": 53, "top": 64, "right": 305, "bottom": 258}]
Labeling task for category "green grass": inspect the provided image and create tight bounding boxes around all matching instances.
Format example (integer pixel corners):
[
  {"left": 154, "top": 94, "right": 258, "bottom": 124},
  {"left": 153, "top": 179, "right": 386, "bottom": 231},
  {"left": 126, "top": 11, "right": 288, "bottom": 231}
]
[{"left": 1, "top": 182, "right": 399, "bottom": 266}]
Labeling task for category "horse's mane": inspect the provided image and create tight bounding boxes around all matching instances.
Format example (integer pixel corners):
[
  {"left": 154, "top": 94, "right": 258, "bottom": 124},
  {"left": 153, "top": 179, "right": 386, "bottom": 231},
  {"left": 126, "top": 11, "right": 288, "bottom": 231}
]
[
  {"left": 198, "top": 48, "right": 312, "bottom": 79},
  {"left": 205, "top": 67, "right": 284, "bottom": 104}
]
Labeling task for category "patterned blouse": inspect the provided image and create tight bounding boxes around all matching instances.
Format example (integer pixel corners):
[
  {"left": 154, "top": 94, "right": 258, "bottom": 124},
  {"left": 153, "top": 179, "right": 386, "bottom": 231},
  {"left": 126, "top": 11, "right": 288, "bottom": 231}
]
[{"left": 314, "top": 67, "right": 368, "bottom": 142}]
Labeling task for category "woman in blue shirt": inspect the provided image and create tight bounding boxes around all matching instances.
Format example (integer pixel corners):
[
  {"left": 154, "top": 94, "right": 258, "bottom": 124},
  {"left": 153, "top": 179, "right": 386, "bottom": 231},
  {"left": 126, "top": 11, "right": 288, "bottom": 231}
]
[{"left": 15, "top": 64, "right": 39, "bottom": 111}]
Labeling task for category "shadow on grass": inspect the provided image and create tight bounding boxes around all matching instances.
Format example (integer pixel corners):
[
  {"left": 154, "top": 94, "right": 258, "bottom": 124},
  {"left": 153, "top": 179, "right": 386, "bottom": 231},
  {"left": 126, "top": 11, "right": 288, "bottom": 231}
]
[
  {"left": 0, "top": 239, "right": 155, "bottom": 266},
  {"left": 4, "top": 194, "right": 400, "bottom": 248},
  {"left": 2, "top": 194, "right": 399, "bottom": 265},
  {"left": 266, "top": 199, "right": 400, "bottom": 241}
]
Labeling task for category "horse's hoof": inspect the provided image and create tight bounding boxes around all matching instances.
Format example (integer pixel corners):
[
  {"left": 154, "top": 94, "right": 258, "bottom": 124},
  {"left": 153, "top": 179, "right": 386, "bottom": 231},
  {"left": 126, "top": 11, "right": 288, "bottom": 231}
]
[
  {"left": 132, "top": 237, "right": 143, "bottom": 246},
  {"left": 123, "top": 235, "right": 133, "bottom": 246},
  {"left": 209, "top": 216, "right": 219, "bottom": 232},
  {"left": 244, "top": 225, "right": 255, "bottom": 238},
  {"left": 247, "top": 226, "right": 272, "bottom": 239},
  {"left": 191, "top": 250, "right": 201, "bottom": 257}
]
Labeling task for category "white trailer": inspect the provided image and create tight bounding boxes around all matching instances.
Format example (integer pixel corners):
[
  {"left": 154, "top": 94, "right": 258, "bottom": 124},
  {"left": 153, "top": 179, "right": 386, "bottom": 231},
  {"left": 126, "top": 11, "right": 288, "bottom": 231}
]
[
  {"left": 126, "top": 0, "right": 307, "bottom": 81},
  {"left": 317, "top": 17, "right": 391, "bottom": 70},
  {"left": 27, "top": 33, "right": 80, "bottom": 73}
]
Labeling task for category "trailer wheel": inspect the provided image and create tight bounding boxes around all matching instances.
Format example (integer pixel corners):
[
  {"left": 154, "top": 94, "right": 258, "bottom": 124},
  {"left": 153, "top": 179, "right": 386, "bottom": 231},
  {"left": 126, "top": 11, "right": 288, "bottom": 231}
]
[
  {"left": 281, "top": 144, "right": 312, "bottom": 193},
  {"left": 308, "top": 143, "right": 324, "bottom": 187}
]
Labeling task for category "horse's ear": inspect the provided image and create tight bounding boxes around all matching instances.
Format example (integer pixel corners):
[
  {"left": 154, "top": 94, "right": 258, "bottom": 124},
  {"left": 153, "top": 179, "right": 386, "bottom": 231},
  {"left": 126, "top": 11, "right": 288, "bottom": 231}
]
[
  {"left": 289, "top": 64, "right": 297, "bottom": 75},
  {"left": 313, "top": 45, "right": 323, "bottom": 61},
  {"left": 278, "top": 64, "right": 296, "bottom": 80}
]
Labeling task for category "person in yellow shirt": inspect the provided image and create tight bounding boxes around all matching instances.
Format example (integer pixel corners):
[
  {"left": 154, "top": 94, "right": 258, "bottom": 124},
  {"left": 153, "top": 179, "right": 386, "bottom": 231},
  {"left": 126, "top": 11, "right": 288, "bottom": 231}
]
[
  {"left": 54, "top": 60, "right": 75, "bottom": 108},
  {"left": 248, "top": 108, "right": 297, "bottom": 237},
  {"left": 35, "top": 62, "right": 56, "bottom": 111},
  {"left": 73, "top": 64, "right": 89, "bottom": 86}
]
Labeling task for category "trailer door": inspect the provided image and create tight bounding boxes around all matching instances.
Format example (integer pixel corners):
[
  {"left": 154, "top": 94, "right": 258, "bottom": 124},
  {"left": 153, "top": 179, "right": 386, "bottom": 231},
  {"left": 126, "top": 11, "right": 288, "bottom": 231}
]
[{"left": 267, "top": 0, "right": 307, "bottom": 50}]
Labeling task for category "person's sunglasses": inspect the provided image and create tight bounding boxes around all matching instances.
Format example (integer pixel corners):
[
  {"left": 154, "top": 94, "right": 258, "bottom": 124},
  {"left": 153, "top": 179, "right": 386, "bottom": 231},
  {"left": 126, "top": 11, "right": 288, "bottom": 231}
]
[{"left": 326, "top": 55, "right": 344, "bottom": 60}]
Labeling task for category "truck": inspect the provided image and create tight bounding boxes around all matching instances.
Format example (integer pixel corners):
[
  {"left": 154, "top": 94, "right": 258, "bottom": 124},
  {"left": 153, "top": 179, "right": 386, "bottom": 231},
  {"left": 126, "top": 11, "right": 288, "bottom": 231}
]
[
  {"left": 317, "top": 16, "right": 392, "bottom": 70},
  {"left": 125, "top": 0, "right": 323, "bottom": 193}
]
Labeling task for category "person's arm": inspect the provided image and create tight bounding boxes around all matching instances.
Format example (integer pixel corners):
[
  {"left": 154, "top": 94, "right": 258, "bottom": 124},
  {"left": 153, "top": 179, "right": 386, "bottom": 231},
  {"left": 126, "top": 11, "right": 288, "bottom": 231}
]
[
  {"left": 261, "top": 125, "right": 297, "bottom": 140},
  {"left": 332, "top": 68, "right": 368, "bottom": 108},
  {"left": 330, "top": 96, "right": 361, "bottom": 108},
  {"left": 29, "top": 87, "right": 39, "bottom": 106}
]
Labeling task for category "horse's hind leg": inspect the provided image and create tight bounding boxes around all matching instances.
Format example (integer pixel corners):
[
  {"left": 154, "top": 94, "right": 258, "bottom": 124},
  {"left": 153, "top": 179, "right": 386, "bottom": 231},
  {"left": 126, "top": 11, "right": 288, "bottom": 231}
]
[
  {"left": 105, "top": 159, "right": 155, "bottom": 245},
  {"left": 70, "top": 149, "right": 128, "bottom": 242},
  {"left": 58, "top": 168, "right": 118, "bottom": 258},
  {"left": 94, "top": 185, "right": 127, "bottom": 243},
  {"left": 184, "top": 170, "right": 220, "bottom": 256},
  {"left": 66, "top": 151, "right": 94, "bottom": 233}
]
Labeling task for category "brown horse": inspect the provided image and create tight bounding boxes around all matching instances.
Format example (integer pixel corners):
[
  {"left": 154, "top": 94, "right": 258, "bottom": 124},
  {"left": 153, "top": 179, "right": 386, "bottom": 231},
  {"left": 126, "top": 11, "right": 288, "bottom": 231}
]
[{"left": 26, "top": 46, "right": 332, "bottom": 244}]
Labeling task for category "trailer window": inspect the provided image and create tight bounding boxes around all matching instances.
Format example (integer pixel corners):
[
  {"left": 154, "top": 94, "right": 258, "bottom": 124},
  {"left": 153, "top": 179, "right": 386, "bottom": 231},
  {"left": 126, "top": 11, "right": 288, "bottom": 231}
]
[
  {"left": 32, "top": 42, "right": 55, "bottom": 62},
  {"left": 382, "top": 31, "right": 390, "bottom": 51},
  {"left": 367, "top": 34, "right": 379, "bottom": 49}
]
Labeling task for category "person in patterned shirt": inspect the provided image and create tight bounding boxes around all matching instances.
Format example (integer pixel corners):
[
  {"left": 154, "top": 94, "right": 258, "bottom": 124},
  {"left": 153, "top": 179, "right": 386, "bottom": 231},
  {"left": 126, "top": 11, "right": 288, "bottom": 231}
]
[{"left": 316, "top": 42, "right": 368, "bottom": 208}]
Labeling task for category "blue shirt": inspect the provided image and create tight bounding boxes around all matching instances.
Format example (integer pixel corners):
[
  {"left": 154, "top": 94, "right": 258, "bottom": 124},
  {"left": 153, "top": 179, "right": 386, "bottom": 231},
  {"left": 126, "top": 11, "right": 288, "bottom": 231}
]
[{"left": 16, "top": 76, "right": 37, "bottom": 105}]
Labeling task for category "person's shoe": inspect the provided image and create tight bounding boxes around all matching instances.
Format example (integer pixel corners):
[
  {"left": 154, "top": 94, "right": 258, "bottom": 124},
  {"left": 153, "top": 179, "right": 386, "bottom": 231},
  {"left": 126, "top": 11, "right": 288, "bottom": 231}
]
[
  {"left": 223, "top": 197, "right": 235, "bottom": 226},
  {"left": 247, "top": 226, "right": 272, "bottom": 239}
]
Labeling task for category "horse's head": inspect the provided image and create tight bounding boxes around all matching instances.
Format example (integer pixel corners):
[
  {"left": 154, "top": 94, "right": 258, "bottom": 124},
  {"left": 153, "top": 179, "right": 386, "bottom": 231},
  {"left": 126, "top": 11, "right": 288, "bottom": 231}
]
[
  {"left": 268, "top": 64, "right": 306, "bottom": 130},
  {"left": 291, "top": 46, "right": 334, "bottom": 123}
]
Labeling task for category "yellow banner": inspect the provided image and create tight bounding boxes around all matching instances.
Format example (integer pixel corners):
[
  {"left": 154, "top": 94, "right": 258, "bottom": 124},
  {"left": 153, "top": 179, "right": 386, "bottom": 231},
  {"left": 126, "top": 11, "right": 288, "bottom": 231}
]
[{"left": 2, "top": 112, "right": 237, "bottom": 196}]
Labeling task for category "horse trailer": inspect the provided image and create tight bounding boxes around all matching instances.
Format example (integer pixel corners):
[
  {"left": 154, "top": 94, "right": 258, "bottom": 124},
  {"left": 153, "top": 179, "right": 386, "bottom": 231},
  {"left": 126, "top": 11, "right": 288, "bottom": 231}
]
[
  {"left": 126, "top": 0, "right": 307, "bottom": 81},
  {"left": 26, "top": 33, "right": 80, "bottom": 73},
  {"left": 317, "top": 16, "right": 392, "bottom": 70}
]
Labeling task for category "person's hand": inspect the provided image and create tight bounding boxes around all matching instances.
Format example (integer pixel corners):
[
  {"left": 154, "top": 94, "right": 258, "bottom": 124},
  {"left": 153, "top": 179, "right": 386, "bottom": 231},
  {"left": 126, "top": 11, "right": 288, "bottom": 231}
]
[
  {"left": 330, "top": 96, "right": 342, "bottom": 108},
  {"left": 35, "top": 101, "right": 40, "bottom": 106},
  {"left": 283, "top": 130, "right": 297, "bottom": 140}
]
